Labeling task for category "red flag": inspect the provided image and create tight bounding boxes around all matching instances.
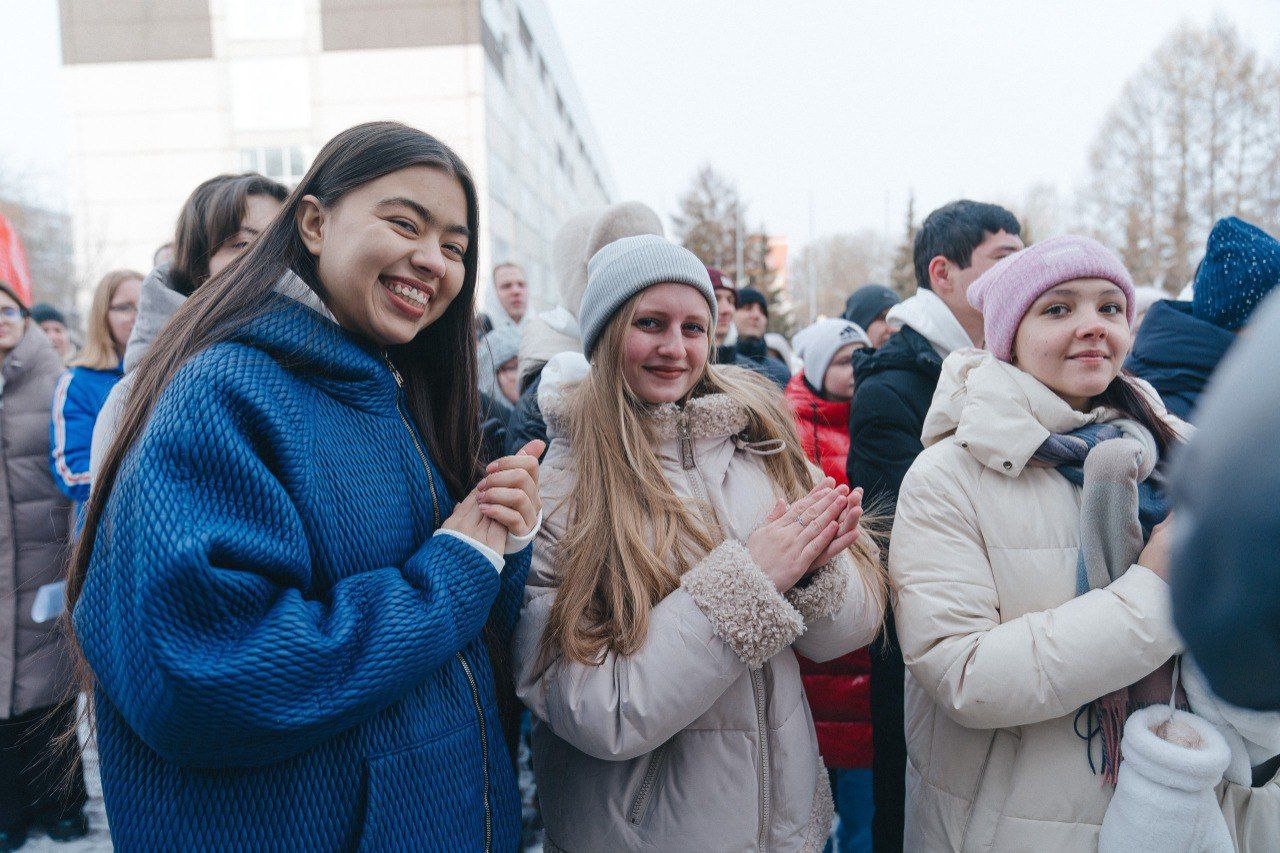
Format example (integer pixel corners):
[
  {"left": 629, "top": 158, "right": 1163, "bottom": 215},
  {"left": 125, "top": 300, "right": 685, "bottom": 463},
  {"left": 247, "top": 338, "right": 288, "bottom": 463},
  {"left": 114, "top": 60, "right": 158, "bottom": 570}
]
[{"left": 0, "top": 212, "right": 33, "bottom": 306}]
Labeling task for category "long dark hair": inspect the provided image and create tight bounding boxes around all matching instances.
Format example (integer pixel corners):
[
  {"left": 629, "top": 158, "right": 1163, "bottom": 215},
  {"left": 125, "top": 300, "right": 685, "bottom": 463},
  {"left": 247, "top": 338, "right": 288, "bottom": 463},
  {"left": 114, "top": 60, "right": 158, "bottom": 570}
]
[
  {"left": 170, "top": 172, "right": 290, "bottom": 297},
  {"left": 67, "top": 122, "right": 484, "bottom": 617},
  {"left": 1093, "top": 371, "right": 1184, "bottom": 457}
]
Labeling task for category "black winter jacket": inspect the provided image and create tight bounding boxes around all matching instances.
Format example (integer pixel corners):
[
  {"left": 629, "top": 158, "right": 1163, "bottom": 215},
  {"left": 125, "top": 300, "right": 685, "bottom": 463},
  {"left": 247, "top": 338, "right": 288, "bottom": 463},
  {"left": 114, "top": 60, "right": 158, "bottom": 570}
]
[
  {"left": 505, "top": 370, "right": 548, "bottom": 457},
  {"left": 845, "top": 325, "right": 943, "bottom": 513},
  {"left": 844, "top": 323, "right": 943, "bottom": 853},
  {"left": 716, "top": 338, "right": 790, "bottom": 389},
  {"left": 1124, "top": 300, "right": 1233, "bottom": 423}
]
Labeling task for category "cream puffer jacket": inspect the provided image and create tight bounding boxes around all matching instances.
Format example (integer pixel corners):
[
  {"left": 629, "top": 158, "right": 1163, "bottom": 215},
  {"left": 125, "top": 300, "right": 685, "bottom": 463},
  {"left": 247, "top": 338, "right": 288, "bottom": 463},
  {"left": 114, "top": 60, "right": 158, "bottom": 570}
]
[
  {"left": 514, "top": 391, "right": 884, "bottom": 852},
  {"left": 890, "top": 350, "right": 1193, "bottom": 852}
]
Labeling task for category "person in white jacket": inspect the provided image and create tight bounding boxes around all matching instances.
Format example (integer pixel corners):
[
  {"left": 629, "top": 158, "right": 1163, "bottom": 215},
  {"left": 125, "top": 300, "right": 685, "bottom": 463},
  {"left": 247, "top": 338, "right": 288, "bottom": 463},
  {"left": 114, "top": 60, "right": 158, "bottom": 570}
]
[
  {"left": 889, "top": 235, "right": 1201, "bottom": 851},
  {"left": 513, "top": 235, "right": 886, "bottom": 851}
]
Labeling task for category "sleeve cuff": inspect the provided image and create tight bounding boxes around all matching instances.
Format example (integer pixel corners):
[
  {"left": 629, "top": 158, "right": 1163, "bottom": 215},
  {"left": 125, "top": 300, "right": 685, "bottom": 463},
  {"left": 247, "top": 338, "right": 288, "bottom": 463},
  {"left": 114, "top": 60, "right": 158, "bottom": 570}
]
[
  {"left": 505, "top": 509, "right": 542, "bottom": 555},
  {"left": 680, "top": 539, "right": 805, "bottom": 669},
  {"left": 434, "top": 529, "right": 503, "bottom": 573},
  {"left": 786, "top": 553, "right": 851, "bottom": 623}
]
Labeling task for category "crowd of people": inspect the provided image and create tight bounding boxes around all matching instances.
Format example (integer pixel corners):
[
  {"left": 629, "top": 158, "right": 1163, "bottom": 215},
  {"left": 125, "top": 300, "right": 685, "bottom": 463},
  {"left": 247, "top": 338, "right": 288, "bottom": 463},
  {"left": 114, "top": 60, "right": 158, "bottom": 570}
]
[{"left": 0, "top": 119, "right": 1278, "bottom": 852}]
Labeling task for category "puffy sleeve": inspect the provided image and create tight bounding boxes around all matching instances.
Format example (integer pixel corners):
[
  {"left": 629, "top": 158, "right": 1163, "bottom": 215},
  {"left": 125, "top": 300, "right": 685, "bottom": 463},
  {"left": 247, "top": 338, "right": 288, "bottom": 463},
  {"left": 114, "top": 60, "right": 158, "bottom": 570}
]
[
  {"left": 50, "top": 369, "right": 96, "bottom": 504},
  {"left": 74, "top": 356, "right": 503, "bottom": 768},
  {"left": 890, "top": 451, "right": 1182, "bottom": 730}
]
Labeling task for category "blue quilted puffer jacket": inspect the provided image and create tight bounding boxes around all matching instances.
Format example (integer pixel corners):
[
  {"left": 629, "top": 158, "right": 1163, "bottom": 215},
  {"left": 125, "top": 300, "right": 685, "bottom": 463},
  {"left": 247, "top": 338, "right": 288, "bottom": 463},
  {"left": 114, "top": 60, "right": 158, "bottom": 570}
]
[{"left": 74, "top": 298, "right": 527, "bottom": 851}]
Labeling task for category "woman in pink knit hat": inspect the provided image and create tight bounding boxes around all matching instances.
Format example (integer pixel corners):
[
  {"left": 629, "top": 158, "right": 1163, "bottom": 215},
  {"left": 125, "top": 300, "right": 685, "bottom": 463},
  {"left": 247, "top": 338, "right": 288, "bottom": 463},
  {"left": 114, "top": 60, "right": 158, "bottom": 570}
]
[{"left": 881, "top": 235, "right": 1243, "bottom": 850}]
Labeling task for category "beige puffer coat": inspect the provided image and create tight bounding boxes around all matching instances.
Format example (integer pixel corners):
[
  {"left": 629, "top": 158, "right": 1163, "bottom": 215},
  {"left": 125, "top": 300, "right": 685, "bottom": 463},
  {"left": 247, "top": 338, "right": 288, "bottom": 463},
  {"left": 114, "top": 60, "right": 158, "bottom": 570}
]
[
  {"left": 1, "top": 324, "right": 74, "bottom": 718},
  {"left": 514, "top": 392, "right": 884, "bottom": 852},
  {"left": 890, "top": 350, "right": 1191, "bottom": 851}
]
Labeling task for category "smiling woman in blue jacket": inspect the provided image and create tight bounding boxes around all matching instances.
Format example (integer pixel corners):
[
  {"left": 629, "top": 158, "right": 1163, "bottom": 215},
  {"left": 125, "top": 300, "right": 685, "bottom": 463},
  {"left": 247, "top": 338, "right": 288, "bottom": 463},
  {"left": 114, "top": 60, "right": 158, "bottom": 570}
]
[{"left": 68, "top": 122, "right": 541, "bottom": 851}]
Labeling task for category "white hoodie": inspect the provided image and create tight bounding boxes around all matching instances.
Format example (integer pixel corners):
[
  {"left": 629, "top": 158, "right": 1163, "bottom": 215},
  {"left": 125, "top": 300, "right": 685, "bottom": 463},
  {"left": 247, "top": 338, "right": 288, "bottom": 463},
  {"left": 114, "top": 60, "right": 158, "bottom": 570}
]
[{"left": 885, "top": 288, "right": 975, "bottom": 357}]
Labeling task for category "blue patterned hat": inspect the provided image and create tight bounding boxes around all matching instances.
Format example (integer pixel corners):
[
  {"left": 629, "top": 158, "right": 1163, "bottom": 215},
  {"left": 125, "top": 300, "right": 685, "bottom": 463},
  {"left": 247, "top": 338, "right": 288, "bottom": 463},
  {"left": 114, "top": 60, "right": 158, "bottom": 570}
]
[{"left": 1192, "top": 217, "right": 1280, "bottom": 331}]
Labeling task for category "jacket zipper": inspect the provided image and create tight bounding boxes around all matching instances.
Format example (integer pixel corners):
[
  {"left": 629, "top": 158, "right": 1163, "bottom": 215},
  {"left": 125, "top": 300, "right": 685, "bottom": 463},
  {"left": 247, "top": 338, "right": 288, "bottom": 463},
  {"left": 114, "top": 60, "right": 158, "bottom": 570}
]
[
  {"left": 384, "top": 353, "right": 491, "bottom": 853},
  {"left": 680, "top": 412, "right": 770, "bottom": 849},
  {"left": 751, "top": 668, "right": 771, "bottom": 850},
  {"left": 457, "top": 650, "right": 493, "bottom": 852},
  {"left": 627, "top": 742, "right": 669, "bottom": 826},
  {"left": 677, "top": 415, "right": 714, "bottom": 514}
]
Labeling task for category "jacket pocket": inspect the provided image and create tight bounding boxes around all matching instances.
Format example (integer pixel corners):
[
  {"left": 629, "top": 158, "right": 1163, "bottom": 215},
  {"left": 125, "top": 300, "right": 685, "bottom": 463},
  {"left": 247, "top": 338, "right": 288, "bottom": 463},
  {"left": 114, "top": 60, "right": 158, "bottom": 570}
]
[
  {"left": 358, "top": 724, "right": 484, "bottom": 851},
  {"left": 626, "top": 742, "right": 671, "bottom": 827}
]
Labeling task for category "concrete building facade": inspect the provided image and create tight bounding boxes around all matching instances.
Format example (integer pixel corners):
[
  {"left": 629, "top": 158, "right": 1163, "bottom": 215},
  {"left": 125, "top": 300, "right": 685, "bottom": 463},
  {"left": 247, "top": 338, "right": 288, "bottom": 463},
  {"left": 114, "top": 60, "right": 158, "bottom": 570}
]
[{"left": 59, "top": 0, "right": 614, "bottom": 311}]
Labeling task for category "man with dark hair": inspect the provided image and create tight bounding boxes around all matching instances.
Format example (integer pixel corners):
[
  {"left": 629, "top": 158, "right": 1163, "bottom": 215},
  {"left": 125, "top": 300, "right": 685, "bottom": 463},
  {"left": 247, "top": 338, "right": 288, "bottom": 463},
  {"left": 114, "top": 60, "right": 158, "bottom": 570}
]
[
  {"left": 708, "top": 270, "right": 789, "bottom": 388},
  {"left": 846, "top": 199, "right": 1022, "bottom": 851}
]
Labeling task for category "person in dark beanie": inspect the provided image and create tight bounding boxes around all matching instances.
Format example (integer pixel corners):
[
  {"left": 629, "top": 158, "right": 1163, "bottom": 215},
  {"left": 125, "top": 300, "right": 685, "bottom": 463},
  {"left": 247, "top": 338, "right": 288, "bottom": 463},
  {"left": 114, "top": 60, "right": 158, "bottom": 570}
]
[
  {"left": 709, "top": 271, "right": 788, "bottom": 388},
  {"left": 1172, "top": 287, "right": 1280, "bottom": 711},
  {"left": 734, "top": 286, "right": 790, "bottom": 387},
  {"left": 30, "top": 302, "right": 74, "bottom": 361},
  {"left": 846, "top": 199, "right": 1022, "bottom": 852},
  {"left": 1126, "top": 216, "right": 1280, "bottom": 421},
  {"left": 843, "top": 285, "right": 901, "bottom": 348}
]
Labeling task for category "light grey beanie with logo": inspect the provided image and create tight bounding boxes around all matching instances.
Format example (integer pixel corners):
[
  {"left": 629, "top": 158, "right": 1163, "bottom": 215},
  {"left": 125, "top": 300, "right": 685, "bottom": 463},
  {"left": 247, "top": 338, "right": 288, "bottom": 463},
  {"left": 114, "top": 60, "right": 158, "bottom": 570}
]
[
  {"left": 793, "top": 317, "right": 871, "bottom": 391},
  {"left": 578, "top": 235, "right": 716, "bottom": 359}
]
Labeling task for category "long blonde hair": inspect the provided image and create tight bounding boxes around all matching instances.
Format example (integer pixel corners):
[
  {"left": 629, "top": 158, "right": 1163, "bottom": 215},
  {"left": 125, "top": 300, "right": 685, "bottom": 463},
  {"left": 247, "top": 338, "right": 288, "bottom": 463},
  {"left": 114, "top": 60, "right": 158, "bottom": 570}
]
[
  {"left": 69, "top": 269, "right": 142, "bottom": 370},
  {"left": 543, "top": 293, "right": 884, "bottom": 666}
]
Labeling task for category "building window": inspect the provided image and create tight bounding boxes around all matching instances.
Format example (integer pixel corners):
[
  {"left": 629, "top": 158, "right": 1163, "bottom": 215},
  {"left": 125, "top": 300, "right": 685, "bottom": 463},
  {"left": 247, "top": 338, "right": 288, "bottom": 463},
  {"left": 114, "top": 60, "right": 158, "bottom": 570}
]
[
  {"left": 482, "top": 19, "right": 506, "bottom": 75},
  {"left": 241, "top": 145, "right": 308, "bottom": 185},
  {"left": 226, "top": 0, "right": 305, "bottom": 40},
  {"left": 517, "top": 13, "right": 534, "bottom": 55}
]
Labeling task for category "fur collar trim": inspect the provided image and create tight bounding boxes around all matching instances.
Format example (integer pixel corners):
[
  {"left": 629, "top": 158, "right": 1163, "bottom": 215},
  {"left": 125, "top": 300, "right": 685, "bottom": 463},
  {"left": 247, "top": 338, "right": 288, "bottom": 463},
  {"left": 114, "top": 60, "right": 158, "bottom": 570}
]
[
  {"left": 646, "top": 393, "right": 750, "bottom": 442},
  {"left": 543, "top": 391, "right": 751, "bottom": 444}
]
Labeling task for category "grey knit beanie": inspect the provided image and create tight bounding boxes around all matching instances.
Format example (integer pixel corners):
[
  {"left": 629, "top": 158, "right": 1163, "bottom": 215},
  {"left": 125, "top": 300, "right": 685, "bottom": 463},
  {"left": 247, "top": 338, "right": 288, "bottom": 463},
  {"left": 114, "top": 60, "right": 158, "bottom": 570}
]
[{"left": 579, "top": 235, "right": 715, "bottom": 359}]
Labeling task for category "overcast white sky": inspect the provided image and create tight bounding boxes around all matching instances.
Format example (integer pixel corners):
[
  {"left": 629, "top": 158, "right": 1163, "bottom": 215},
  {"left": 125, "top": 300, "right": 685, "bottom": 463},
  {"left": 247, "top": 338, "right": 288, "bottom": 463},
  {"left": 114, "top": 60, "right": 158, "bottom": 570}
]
[{"left": 1, "top": 0, "right": 1278, "bottom": 245}]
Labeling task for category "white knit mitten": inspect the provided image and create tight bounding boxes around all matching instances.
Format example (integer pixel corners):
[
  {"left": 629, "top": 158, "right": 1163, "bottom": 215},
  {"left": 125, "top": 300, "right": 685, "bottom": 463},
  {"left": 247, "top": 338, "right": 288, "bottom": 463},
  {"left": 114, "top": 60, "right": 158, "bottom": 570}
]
[{"left": 1098, "top": 706, "right": 1234, "bottom": 853}]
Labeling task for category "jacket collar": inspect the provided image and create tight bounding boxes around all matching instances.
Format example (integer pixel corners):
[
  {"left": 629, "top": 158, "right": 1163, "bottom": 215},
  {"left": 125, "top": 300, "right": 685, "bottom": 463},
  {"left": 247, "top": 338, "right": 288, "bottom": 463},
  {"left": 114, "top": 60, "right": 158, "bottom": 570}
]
[
  {"left": 123, "top": 265, "right": 187, "bottom": 373},
  {"left": 886, "top": 288, "right": 975, "bottom": 357},
  {"left": 1125, "top": 299, "right": 1233, "bottom": 380},
  {"left": 784, "top": 373, "right": 849, "bottom": 428},
  {"left": 923, "top": 349, "right": 1166, "bottom": 478},
  {"left": 853, "top": 324, "right": 942, "bottom": 382},
  {"left": 2, "top": 322, "right": 60, "bottom": 386},
  {"left": 646, "top": 393, "right": 750, "bottom": 443},
  {"left": 542, "top": 390, "right": 751, "bottom": 451},
  {"left": 229, "top": 297, "right": 397, "bottom": 411}
]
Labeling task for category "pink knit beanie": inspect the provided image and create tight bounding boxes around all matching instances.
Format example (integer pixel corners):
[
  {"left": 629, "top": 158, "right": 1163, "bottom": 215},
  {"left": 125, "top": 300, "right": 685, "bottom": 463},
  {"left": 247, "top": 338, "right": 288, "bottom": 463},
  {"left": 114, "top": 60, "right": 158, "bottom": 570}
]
[{"left": 967, "top": 235, "right": 1136, "bottom": 362}]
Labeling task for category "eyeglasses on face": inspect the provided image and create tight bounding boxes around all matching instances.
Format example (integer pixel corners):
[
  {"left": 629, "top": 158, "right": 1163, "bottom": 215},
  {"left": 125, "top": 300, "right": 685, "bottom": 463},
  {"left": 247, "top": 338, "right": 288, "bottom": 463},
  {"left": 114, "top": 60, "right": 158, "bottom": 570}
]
[
  {"left": 0, "top": 306, "right": 24, "bottom": 322},
  {"left": 108, "top": 303, "right": 139, "bottom": 315}
]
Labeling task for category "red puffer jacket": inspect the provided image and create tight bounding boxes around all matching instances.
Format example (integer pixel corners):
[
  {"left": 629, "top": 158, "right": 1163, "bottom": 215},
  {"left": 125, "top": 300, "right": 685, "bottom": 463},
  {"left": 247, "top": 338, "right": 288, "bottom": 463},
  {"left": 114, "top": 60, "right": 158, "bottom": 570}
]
[{"left": 785, "top": 374, "right": 873, "bottom": 769}]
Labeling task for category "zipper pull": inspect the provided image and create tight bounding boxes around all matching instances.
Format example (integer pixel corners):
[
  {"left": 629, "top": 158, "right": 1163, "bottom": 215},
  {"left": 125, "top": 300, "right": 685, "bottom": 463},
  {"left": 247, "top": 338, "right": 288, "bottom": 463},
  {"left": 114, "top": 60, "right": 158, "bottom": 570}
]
[
  {"left": 677, "top": 414, "right": 695, "bottom": 470},
  {"left": 383, "top": 352, "right": 404, "bottom": 387}
]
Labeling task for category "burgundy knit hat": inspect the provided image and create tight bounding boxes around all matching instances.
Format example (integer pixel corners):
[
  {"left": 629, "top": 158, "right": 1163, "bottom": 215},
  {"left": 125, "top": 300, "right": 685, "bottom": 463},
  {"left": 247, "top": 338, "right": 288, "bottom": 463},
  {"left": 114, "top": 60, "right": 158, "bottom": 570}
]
[
  {"left": 967, "top": 235, "right": 1136, "bottom": 362},
  {"left": 707, "top": 267, "right": 737, "bottom": 305}
]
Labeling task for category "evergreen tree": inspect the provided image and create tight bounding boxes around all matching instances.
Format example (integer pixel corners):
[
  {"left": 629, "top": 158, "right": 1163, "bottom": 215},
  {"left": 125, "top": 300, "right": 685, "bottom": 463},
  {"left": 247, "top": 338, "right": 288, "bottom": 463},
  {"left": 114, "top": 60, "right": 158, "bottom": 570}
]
[{"left": 889, "top": 191, "right": 917, "bottom": 298}]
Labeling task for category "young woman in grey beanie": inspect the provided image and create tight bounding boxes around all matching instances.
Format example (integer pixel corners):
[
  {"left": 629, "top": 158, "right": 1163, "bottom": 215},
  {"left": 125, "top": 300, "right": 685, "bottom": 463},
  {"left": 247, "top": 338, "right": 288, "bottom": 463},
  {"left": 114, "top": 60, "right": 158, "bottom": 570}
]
[{"left": 513, "top": 234, "right": 886, "bottom": 851}]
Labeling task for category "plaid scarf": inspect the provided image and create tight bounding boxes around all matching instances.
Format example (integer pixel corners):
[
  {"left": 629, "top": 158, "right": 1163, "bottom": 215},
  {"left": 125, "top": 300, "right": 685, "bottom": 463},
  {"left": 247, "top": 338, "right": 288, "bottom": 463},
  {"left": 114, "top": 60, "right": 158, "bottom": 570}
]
[{"left": 1031, "top": 422, "right": 1184, "bottom": 785}]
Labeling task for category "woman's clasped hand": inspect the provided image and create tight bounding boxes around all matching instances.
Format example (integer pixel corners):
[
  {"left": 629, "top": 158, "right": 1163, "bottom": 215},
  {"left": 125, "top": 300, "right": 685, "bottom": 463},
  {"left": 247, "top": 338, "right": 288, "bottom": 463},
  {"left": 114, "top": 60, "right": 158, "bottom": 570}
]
[
  {"left": 748, "top": 477, "right": 865, "bottom": 593},
  {"left": 442, "top": 439, "right": 546, "bottom": 554}
]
